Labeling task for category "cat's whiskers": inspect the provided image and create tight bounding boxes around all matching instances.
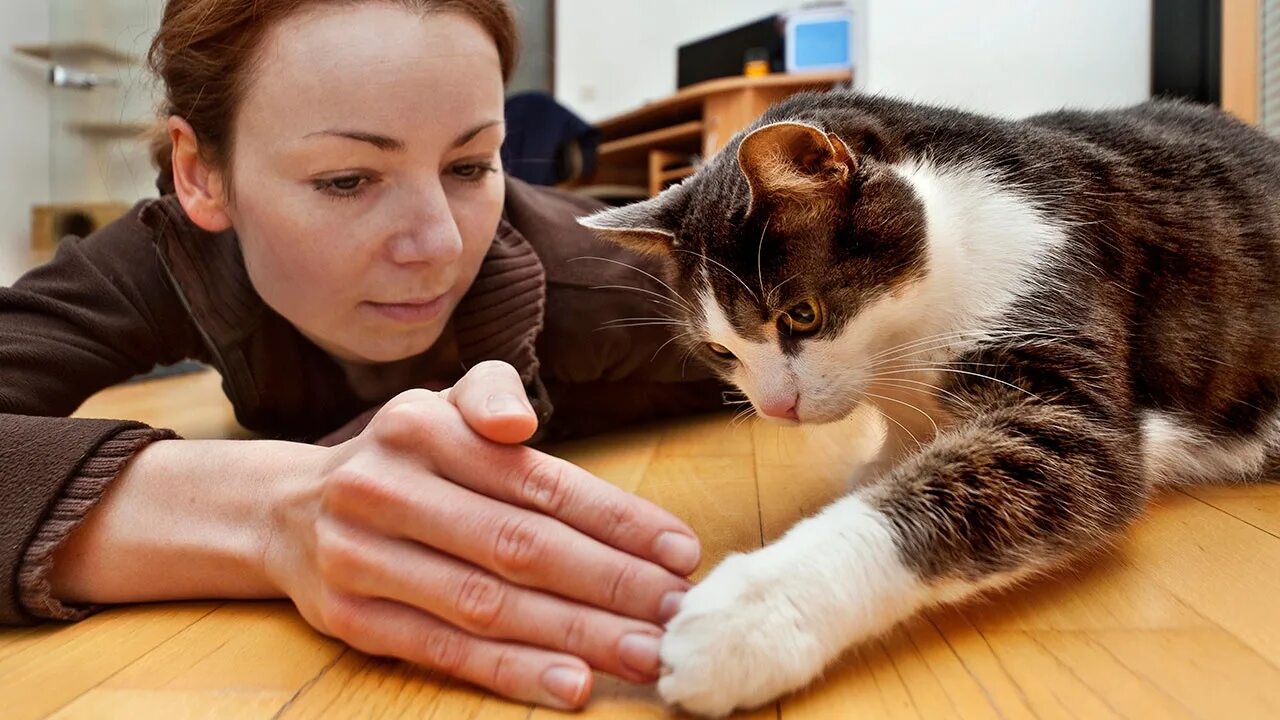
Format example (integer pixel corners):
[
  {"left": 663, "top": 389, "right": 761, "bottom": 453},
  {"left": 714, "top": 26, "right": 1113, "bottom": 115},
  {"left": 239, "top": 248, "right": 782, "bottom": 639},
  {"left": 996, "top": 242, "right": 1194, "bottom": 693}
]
[
  {"left": 766, "top": 272, "right": 802, "bottom": 309},
  {"left": 730, "top": 405, "right": 758, "bottom": 429},
  {"left": 870, "top": 366, "right": 1046, "bottom": 403},
  {"left": 652, "top": 331, "right": 697, "bottom": 363},
  {"left": 864, "top": 327, "right": 1077, "bottom": 366},
  {"left": 673, "top": 248, "right": 760, "bottom": 304},
  {"left": 862, "top": 390, "right": 941, "bottom": 438},
  {"left": 756, "top": 218, "right": 771, "bottom": 303},
  {"left": 868, "top": 404, "right": 922, "bottom": 449},
  {"left": 571, "top": 256, "right": 697, "bottom": 312},
  {"left": 589, "top": 284, "right": 692, "bottom": 314},
  {"left": 868, "top": 376, "right": 980, "bottom": 416}
]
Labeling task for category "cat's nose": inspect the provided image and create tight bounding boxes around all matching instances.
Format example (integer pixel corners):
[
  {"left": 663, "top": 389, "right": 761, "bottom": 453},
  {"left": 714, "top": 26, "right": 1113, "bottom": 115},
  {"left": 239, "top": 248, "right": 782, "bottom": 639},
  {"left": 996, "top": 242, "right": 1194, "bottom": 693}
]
[{"left": 760, "top": 395, "right": 800, "bottom": 421}]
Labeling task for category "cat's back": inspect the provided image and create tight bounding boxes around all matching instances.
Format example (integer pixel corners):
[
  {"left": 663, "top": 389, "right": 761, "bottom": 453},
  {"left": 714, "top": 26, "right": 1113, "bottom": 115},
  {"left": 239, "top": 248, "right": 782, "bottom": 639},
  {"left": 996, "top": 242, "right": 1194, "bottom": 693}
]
[{"left": 1024, "top": 99, "right": 1280, "bottom": 191}]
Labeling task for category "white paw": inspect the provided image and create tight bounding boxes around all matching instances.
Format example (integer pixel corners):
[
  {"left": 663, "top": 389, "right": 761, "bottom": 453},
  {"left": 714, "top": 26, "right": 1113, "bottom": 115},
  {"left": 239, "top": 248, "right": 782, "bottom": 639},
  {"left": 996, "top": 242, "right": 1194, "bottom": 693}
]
[
  {"left": 657, "top": 496, "right": 926, "bottom": 717},
  {"left": 657, "top": 553, "right": 834, "bottom": 717}
]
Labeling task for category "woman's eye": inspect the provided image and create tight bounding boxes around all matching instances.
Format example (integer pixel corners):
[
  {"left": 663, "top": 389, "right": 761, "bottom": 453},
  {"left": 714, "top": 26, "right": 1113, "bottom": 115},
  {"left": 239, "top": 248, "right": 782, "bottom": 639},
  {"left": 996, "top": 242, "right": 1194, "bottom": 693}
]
[
  {"left": 778, "top": 298, "right": 823, "bottom": 335},
  {"left": 451, "top": 162, "right": 497, "bottom": 182},
  {"left": 314, "top": 175, "right": 370, "bottom": 198},
  {"left": 707, "top": 342, "right": 736, "bottom": 360}
]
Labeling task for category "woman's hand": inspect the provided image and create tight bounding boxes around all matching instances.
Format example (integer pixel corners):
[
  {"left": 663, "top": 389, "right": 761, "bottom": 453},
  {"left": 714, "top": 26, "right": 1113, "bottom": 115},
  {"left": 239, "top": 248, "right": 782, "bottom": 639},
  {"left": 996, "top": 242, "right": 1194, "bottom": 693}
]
[{"left": 264, "top": 361, "right": 701, "bottom": 709}]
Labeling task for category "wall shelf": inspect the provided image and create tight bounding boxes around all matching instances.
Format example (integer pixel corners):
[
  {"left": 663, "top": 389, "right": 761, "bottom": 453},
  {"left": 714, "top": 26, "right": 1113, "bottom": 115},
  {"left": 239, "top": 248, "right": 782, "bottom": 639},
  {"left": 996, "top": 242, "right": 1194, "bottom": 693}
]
[
  {"left": 65, "top": 121, "right": 151, "bottom": 140},
  {"left": 13, "top": 42, "right": 136, "bottom": 65}
]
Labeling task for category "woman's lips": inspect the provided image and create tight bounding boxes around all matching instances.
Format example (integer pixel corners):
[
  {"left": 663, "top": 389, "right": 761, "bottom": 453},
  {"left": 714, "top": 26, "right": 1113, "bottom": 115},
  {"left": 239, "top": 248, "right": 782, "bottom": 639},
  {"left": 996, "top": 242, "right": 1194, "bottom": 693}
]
[{"left": 363, "top": 294, "right": 449, "bottom": 324}]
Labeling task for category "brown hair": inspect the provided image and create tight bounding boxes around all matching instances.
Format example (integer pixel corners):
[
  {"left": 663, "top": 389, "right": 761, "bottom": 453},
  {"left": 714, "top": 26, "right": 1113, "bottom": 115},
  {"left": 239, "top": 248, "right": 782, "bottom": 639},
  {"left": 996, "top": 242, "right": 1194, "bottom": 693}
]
[{"left": 147, "top": 0, "right": 517, "bottom": 191}]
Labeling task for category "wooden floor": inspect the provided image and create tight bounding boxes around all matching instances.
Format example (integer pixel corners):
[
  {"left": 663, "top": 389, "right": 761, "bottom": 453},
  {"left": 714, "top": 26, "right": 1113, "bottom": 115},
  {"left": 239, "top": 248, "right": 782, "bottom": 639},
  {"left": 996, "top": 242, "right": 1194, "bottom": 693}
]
[{"left": 4, "top": 369, "right": 1280, "bottom": 719}]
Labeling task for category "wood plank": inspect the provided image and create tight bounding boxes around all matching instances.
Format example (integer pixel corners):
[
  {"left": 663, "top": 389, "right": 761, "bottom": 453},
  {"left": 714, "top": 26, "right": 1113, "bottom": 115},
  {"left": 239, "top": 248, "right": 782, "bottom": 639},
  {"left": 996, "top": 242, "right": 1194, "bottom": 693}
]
[
  {"left": 273, "top": 650, "right": 530, "bottom": 720},
  {"left": 1223, "top": 0, "right": 1261, "bottom": 124},
  {"left": 530, "top": 417, "right": 768, "bottom": 718},
  {"left": 657, "top": 165, "right": 696, "bottom": 183},
  {"left": 100, "top": 602, "right": 342, "bottom": 691},
  {"left": 0, "top": 604, "right": 219, "bottom": 720},
  {"left": 596, "top": 70, "right": 852, "bottom": 141},
  {"left": 73, "top": 369, "right": 249, "bottom": 440},
  {"left": 1120, "top": 490, "right": 1280, "bottom": 668},
  {"left": 598, "top": 121, "right": 704, "bottom": 162},
  {"left": 48, "top": 689, "right": 291, "bottom": 720}
]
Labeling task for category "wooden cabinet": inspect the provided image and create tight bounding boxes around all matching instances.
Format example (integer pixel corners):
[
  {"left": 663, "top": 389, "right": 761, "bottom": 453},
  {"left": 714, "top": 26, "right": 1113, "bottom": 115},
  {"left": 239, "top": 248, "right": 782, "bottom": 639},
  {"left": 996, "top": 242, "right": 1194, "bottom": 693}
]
[{"left": 577, "top": 70, "right": 852, "bottom": 198}]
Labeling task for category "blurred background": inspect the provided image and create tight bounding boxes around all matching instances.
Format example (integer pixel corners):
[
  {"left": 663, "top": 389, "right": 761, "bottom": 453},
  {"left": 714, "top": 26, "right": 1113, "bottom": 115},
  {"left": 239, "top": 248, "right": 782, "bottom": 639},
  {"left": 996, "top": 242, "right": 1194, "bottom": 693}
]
[{"left": 1, "top": 0, "right": 1276, "bottom": 285}]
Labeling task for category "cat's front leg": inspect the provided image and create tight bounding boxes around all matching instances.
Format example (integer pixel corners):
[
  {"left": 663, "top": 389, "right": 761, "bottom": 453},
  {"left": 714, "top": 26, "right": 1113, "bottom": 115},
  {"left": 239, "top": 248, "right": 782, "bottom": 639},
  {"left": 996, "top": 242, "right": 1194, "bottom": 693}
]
[
  {"left": 660, "top": 399, "right": 1148, "bottom": 717},
  {"left": 657, "top": 495, "right": 927, "bottom": 717}
]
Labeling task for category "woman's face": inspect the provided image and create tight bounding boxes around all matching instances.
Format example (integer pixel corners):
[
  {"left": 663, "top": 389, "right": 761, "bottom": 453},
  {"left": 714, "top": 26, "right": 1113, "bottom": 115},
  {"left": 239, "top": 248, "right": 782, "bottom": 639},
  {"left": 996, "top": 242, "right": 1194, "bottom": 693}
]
[{"left": 226, "top": 4, "right": 505, "bottom": 363}]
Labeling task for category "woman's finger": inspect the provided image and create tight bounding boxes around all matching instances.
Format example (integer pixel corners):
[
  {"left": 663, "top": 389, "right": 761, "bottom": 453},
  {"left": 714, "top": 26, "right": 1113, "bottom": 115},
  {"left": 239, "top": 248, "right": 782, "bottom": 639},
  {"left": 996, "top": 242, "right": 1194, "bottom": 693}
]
[
  {"left": 321, "top": 521, "right": 664, "bottom": 681},
  {"left": 325, "top": 464, "right": 689, "bottom": 625},
  {"left": 325, "top": 593, "right": 593, "bottom": 709},
  {"left": 378, "top": 397, "right": 702, "bottom": 576},
  {"left": 440, "top": 360, "right": 538, "bottom": 444}
]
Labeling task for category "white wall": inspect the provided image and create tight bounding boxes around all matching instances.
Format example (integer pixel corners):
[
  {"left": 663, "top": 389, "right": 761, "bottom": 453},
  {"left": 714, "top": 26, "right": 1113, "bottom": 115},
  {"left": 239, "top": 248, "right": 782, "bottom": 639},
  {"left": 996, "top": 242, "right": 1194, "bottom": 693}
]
[
  {"left": 0, "top": 0, "right": 53, "bottom": 284},
  {"left": 0, "top": 0, "right": 161, "bottom": 285},
  {"left": 556, "top": 0, "right": 1152, "bottom": 123}
]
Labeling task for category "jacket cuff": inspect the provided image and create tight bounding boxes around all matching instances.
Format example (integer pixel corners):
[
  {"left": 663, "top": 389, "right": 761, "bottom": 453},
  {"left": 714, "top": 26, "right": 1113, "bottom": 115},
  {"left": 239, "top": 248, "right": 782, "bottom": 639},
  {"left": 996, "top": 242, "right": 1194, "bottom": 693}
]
[{"left": 18, "top": 426, "right": 178, "bottom": 621}]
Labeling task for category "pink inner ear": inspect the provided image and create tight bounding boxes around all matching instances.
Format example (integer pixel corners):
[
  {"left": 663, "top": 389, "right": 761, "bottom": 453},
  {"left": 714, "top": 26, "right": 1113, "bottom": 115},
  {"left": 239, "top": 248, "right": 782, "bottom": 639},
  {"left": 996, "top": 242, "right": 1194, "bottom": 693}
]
[{"left": 738, "top": 123, "right": 854, "bottom": 213}]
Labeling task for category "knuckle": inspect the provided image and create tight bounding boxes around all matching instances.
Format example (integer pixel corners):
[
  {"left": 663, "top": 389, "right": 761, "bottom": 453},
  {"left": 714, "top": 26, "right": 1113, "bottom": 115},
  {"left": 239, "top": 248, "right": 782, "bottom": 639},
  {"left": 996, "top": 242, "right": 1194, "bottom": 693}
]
[
  {"left": 599, "top": 500, "right": 639, "bottom": 545},
  {"left": 313, "top": 521, "right": 366, "bottom": 585},
  {"left": 606, "top": 562, "right": 642, "bottom": 610},
  {"left": 471, "top": 359, "right": 516, "bottom": 379},
  {"left": 487, "top": 647, "right": 522, "bottom": 696},
  {"left": 374, "top": 401, "right": 432, "bottom": 443},
  {"left": 319, "top": 590, "right": 365, "bottom": 639},
  {"left": 561, "top": 610, "right": 592, "bottom": 655},
  {"left": 491, "top": 515, "right": 543, "bottom": 575},
  {"left": 419, "top": 626, "right": 471, "bottom": 676},
  {"left": 515, "top": 455, "right": 573, "bottom": 514},
  {"left": 454, "top": 570, "right": 508, "bottom": 632},
  {"left": 323, "top": 466, "right": 395, "bottom": 514}
]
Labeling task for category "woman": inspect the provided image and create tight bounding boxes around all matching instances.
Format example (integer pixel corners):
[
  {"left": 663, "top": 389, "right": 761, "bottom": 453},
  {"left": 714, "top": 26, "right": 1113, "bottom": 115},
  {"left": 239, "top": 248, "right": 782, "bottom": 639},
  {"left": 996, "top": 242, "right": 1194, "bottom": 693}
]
[{"left": 0, "top": 0, "right": 724, "bottom": 709}]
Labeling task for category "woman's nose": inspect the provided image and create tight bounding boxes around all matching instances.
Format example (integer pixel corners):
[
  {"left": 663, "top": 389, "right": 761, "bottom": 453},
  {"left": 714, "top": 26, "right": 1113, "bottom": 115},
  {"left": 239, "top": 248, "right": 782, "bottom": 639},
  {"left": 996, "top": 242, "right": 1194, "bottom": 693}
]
[{"left": 385, "top": 182, "right": 465, "bottom": 266}]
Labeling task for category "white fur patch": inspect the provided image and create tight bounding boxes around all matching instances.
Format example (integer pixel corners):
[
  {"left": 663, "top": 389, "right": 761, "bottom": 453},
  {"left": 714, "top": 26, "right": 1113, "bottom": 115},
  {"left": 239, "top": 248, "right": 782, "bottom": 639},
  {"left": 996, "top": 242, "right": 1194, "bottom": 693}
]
[
  {"left": 1141, "top": 410, "right": 1273, "bottom": 484},
  {"left": 699, "top": 292, "right": 799, "bottom": 418},
  {"left": 659, "top": 496, "right": 925, "bottom": 717},
  {"left": 792, "top": 159, "right": 1070, "bottom": 425}
]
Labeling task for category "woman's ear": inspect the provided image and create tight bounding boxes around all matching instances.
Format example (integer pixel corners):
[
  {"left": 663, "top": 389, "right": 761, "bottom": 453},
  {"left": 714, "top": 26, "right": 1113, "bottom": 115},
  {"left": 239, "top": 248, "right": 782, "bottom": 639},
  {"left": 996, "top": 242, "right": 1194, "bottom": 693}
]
[{"left": 168, "top": 115, "right": 233, "bottom": 233}]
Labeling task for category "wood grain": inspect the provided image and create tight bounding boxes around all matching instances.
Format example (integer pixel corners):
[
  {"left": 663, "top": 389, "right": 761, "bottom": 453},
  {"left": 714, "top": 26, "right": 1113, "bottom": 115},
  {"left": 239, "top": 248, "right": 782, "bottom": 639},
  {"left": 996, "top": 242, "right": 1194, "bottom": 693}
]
[{"left": 2, "top": 369, "right": 1277, "bottom": 718}]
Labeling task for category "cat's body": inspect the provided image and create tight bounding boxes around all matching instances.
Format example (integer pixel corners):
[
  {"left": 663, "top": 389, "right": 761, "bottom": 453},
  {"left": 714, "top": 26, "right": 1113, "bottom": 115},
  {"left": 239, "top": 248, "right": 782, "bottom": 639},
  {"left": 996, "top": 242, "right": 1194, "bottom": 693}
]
[{"left": 582, "top": 92, "right": 1280, "bottom": 717}]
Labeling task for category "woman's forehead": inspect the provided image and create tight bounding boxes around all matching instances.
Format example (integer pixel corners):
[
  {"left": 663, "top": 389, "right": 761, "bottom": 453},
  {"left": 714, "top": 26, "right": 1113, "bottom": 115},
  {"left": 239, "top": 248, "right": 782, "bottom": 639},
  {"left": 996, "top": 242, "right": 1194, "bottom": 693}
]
[{"left": 240, "top": 5, "right": 504, "bottom": 145}]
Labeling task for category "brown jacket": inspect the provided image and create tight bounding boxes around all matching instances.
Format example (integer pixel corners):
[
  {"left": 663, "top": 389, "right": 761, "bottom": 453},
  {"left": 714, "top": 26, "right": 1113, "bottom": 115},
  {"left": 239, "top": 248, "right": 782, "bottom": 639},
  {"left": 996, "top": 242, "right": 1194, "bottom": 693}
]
[{"left": 0, "top": 177, "right": 723, "bottom": 624}]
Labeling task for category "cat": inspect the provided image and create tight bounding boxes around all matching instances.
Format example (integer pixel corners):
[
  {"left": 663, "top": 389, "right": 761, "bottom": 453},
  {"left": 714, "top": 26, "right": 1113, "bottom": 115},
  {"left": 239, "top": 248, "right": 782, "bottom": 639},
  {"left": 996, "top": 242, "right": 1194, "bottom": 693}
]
[{"left": 580, "top": 91, "right": 1280, "bottom": 717}]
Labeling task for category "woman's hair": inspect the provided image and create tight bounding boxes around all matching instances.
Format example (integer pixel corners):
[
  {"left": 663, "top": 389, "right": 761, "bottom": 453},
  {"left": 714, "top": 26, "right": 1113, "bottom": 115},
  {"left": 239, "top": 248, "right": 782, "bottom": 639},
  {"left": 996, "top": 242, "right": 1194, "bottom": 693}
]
[{"left": 146, "top": 0, "right": 517, "bottom": 191}]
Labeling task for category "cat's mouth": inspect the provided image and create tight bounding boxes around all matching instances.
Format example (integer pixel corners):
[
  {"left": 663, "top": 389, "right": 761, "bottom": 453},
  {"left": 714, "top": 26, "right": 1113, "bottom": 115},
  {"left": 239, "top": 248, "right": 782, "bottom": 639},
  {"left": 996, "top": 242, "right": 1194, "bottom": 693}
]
[{"left": 755, "top": 392, "right": 864, "bottom": 426}]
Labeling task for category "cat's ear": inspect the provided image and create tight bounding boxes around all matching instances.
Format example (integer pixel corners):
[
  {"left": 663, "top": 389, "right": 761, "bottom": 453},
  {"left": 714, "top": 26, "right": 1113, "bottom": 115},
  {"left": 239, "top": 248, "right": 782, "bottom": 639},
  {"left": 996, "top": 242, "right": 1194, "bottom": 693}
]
[
  {"left": 737, "top": 121, "right": 857, "bottom": 214},
  {"left": 578, "top": 186, "right": 686, "bottom": 255}
]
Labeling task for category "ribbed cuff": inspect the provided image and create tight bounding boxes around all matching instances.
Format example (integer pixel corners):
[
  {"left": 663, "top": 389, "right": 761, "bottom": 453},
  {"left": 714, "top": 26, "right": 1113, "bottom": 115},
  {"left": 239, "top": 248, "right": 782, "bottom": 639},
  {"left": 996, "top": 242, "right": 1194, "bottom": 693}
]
[{"left": 18, "top": 426, "right": 179, "bottom": 621}]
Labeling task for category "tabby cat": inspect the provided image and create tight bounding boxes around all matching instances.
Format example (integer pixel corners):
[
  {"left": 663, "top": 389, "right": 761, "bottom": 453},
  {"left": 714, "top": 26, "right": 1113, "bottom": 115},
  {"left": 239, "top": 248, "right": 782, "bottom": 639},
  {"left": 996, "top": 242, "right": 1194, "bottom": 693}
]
[{"left": 581, "top": 92, "right": 1280, "bottom": 717}]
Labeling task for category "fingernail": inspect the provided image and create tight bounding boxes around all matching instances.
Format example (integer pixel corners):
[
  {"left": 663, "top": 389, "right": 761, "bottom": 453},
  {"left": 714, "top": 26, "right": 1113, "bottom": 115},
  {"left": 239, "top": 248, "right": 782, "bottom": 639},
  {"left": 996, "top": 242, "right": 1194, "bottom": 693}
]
[
  {"left": 653, "top": 532, "right": 701, "bottom": 575},
  {"left": 486, "top": 393, "right": 528, "bottom": 416},
  {"left": 659, "top": 591, "right": 685, "bottom": 623},
  {"left": 619, "top": 633, "right": 662, "bottom": 677},
  {"left": 541, "top": 665, "right": 590, "bottom": 708}
]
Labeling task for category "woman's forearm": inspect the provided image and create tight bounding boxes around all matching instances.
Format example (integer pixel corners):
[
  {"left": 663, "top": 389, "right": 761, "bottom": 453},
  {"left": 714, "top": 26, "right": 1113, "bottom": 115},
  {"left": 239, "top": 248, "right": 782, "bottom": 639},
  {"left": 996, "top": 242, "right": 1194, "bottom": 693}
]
[{"left": 47, "top": 438, "right": 325, "bottom": 605}]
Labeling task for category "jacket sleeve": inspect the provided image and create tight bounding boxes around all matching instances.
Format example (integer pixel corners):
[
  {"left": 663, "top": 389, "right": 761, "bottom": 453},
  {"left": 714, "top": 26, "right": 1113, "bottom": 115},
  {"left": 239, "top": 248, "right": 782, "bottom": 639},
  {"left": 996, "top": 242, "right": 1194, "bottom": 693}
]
[{"left": 0, "top": 204, "right": 201, "bottom": 624}]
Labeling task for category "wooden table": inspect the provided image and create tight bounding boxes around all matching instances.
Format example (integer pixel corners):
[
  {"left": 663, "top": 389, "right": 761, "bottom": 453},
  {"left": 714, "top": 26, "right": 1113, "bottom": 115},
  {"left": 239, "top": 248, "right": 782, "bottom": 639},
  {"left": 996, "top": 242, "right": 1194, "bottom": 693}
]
[{"left": 4, "top": 369, "right": 1280, "bottom": 719}]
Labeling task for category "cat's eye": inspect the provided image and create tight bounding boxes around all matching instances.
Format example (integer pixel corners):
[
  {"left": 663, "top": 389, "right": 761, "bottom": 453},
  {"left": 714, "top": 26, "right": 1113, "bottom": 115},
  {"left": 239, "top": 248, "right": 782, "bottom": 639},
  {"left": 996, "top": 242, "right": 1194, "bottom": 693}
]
[
  {"left": 707, "top": 342, "right": 736, "bottom": 360},
  {"left": 779, "top": 299, "right": 823, "bottom": 335}
]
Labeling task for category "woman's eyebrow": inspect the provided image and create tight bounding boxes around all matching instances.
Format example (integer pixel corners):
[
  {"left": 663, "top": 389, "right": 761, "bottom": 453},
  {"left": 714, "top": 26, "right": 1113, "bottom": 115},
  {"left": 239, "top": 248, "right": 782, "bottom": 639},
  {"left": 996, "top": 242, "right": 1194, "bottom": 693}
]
[
  {"left": 304, "top": 129, "right": 406, "bottom": 151},
  {"left": 452, "top": 120, "right": 504, "bottom": 148},
  {"left": 303, "top": 120, "right": 502, "bottom": 151}
]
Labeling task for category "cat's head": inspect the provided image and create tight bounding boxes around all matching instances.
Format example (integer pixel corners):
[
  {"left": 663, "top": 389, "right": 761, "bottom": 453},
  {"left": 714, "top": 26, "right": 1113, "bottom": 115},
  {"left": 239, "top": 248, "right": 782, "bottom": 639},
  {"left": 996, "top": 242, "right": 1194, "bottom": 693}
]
[{"left": 581, "top": 118, "right": 933, "bottom": 424}]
